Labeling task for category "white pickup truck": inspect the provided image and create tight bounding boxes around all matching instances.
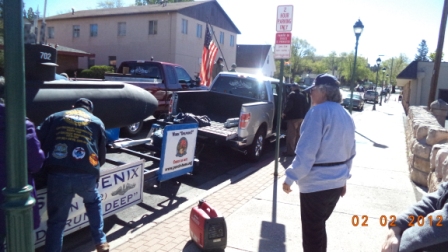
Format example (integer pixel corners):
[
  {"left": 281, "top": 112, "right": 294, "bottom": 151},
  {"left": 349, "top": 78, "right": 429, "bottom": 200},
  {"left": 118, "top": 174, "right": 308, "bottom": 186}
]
[{"left": 167, "top": 72, "right": 282, "bottom": 161}]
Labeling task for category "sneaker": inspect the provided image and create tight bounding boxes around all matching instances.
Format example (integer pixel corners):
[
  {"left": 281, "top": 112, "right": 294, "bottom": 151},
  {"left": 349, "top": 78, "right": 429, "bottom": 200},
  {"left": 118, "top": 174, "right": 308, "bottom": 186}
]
[{"left": 96, "top": 242, "right": 110, "bottom": 252}]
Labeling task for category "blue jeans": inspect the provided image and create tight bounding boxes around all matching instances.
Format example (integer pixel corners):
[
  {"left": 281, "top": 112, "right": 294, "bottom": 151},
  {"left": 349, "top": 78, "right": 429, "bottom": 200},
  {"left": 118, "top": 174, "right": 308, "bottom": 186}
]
[{"left": 45, "top": 173, "right": 106, "bottom": 252}]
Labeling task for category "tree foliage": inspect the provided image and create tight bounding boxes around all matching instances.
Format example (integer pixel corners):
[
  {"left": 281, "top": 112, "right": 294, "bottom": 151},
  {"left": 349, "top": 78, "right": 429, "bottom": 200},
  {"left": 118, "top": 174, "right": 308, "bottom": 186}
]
[
  {"left": 135, "top": 0, "right": 193, "bottom": 5},
  {"left": 97, "top": 0, "right": 124, "bottom": 9},
  {"left": 429, "top": 51, "right": 444, "bottom": 62},
  {"left": 415, "top": 39, "right": 429, "bottom": 61}
]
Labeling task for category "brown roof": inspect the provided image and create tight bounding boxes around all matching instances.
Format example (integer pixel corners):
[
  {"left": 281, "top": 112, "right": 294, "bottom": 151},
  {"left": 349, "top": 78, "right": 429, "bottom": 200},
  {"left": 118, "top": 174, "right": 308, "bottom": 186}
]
[
  {"left": 45, "top": 0, "right": 240, "bottom": 34},
  {"left": 236, "top": 45, "right": 271, "bottom": 68},
  {"left": 55, "top": 45, "right": 94, "bottom": 57}
]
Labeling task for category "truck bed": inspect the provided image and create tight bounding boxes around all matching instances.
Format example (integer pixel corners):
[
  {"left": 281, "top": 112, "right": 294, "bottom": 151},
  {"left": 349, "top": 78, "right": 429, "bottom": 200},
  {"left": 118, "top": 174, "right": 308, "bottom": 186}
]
[{"left": 174, "top": 90, "right": 258, "bottom": 141}]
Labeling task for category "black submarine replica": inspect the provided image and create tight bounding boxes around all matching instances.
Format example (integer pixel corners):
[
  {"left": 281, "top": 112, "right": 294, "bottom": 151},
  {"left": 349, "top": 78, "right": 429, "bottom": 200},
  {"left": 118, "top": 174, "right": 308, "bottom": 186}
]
[{"left": 24, "top": 43, "right": 158, "bottom": 130}]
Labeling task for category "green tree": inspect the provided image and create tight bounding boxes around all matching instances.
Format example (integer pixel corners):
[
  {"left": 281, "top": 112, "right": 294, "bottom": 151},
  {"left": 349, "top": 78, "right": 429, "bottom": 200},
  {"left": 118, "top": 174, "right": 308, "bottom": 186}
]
[
  {"left": 25, "top": 7, "right": 35, "bottom": 22},
  {"left": 288, "top": 37, "right": 316, "bottom": 81},
  {"left": 415, "top": 39, "right": 429, "bottom": 61},
  {"left": 135, "top": 0, "right": 193, "bottom": 5},
  {"left": 97, "top": 0, "right": 124, "bottom": 8},
  {"left": 429, "top": 51, "right": 444, "bottom": 62},
  {"left": 323, "top": 51, "right": 339, "bottom": 76}
]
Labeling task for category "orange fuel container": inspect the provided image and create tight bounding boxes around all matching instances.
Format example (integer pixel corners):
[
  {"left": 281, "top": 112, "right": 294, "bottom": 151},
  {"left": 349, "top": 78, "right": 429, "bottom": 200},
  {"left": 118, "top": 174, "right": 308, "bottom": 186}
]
[{"left": 189, "top": 200, "right": 227, "bottom": 250}]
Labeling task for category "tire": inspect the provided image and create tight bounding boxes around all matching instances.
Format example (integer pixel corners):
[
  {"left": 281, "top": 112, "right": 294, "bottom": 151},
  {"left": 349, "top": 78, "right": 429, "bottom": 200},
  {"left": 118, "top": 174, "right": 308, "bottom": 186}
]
[
  {"left": 120, "top": 121, "right": 143, "bottom": 137},
  {"left": 247, "top": 127, "right": 266, "bottom": 162}
]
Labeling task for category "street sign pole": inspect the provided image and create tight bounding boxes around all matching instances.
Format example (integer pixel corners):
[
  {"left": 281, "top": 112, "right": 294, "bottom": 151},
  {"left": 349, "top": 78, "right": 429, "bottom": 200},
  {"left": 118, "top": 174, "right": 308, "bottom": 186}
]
[
  {"left": 274, "top": 5, "right": 293, "bottom": 177},
  {"left": 274, "top": 60, "right": 284, "bottom": 177}
]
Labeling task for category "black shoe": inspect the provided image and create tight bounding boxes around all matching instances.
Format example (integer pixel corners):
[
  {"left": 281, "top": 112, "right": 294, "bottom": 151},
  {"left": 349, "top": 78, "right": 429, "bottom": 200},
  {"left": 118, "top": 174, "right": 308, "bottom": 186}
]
[{"left": 282, "top": 152, "right": 295, "bottom": 157}]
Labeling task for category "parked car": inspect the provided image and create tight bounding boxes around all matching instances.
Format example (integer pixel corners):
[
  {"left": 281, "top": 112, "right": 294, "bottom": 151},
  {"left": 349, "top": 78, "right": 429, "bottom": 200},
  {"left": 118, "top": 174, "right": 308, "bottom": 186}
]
[
  {"left": 364, "top": 90, "right": 379, "bottom": 103},
  {"left": 342, "top": 93, "right": 364, "bottom": 111}
]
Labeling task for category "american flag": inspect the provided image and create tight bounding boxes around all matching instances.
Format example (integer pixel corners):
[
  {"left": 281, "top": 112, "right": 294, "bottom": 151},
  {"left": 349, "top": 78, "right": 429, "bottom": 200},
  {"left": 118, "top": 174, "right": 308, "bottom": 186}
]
[{"left": 199, "top": 25, "right": 218, "bottom": 87}]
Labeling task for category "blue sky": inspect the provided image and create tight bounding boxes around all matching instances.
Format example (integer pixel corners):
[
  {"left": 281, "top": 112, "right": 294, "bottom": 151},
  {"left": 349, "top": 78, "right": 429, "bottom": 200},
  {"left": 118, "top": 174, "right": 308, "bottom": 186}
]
[{"left": 23, "top": 0, "right": 447, "bottom": 65}]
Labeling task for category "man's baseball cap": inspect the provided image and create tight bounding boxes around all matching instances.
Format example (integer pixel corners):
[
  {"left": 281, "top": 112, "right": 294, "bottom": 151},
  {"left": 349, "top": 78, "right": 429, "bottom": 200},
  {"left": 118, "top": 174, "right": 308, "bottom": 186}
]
[
  {"left": 304, "top": 74, "right": 340, "bottom": 92},
  {"left": 74, "top": 98, "right": 94, "bottom": 112}
]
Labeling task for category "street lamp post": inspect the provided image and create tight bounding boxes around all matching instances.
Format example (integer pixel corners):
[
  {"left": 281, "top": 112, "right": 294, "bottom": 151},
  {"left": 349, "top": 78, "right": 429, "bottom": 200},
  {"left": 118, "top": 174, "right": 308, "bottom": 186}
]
[
  {"left": 379, "top": 67, "right": 386, "bottom": 106},
  {"left": 373, "top": 57, "right": 381, "bottom": 111},
  {"left": 349, "top": 19, "right": 364, "bottom": 114}
]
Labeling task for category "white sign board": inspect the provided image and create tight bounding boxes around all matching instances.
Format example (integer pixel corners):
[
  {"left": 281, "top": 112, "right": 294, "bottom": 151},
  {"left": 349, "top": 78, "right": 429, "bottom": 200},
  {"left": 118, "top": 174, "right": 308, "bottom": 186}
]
[
  {"left": 158, "top": 123, "right": 198, "bottom": 182},
  {"left": 34, "top": 160, "right": 145, "bottom": 248},
  {"left": 276, "top": 5, "right": 294, "bottom": 32},
  {"left": 274, "top": 44, "right": 292, "bottom": 59}
]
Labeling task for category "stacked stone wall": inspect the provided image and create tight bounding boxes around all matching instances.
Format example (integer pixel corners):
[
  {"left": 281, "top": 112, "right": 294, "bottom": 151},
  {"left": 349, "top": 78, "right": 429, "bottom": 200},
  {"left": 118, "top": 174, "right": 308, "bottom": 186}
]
[{"left": 406, "top": 106, "right": 448, "bottom": 192}]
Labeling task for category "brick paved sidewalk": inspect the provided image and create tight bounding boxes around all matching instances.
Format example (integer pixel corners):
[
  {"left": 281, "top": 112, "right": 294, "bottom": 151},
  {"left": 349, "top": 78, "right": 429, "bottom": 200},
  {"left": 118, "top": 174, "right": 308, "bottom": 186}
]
[{"left": 113, "top": 158, "right": 286, "bottom": 252}]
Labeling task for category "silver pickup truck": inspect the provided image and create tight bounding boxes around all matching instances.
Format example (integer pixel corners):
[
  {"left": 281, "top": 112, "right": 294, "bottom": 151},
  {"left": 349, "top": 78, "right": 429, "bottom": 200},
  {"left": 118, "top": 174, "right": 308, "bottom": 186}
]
[{"left": 168, "top": 72, "right": 281, "bottom": 161}]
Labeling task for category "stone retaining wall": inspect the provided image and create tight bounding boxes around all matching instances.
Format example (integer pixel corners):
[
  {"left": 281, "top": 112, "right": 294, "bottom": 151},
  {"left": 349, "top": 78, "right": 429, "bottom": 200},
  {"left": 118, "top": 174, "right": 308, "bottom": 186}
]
[{"left": 406, "top": 106, "right": 448, "bottom": 192}]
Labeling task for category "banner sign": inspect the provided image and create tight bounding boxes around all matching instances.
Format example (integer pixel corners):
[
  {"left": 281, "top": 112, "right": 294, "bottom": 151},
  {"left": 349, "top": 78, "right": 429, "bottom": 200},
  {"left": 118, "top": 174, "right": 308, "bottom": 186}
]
[
  {"left": 33, "top": 160, "right": 145, "bottom": 248},
  {"left": 158, "top": 123, "right": 198, "bottom": 182}
]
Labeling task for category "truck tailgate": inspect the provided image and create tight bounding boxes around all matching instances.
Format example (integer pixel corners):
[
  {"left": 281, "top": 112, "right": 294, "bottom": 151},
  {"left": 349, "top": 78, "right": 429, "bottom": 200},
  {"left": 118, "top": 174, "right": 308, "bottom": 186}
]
[{"left": 198, "top": 120, "right": 238, "bottom": 140}]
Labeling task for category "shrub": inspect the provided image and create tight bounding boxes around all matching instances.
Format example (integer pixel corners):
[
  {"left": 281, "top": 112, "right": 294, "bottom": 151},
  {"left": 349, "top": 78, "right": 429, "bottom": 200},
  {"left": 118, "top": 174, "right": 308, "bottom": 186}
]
[
  {"left": 77, "top": 65, "right": 114, "bottom": 79},
  {"left": 79, "top": 69, "right": 94, "bottom": 78},
  {"left": 90, "top": 65, "right": 114, "bottom": 79}
]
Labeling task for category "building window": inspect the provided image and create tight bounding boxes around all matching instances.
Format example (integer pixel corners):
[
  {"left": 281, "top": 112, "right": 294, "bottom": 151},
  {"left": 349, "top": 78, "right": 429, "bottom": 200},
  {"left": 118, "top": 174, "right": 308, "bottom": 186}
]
[
  {"left": 90, "top": 24, "right": 98, "bottom": 37},
  {"left": 73, "top": 25, "right": 80, "bottom": 38},
  {"left": 230, "top": 35, "right": 235, "bottom": 47},
  {"left": 48, "top": 27, "right": 54, "bottom": 39},
  {"left": 181, "top": 19, "right": 188, "bottom": 34},
  {"left": 149, "top": 20, "right": 157, "bottom": 35},
  {"left": 118, "top": 22, "right": 126, "bottom": 36},
  {"left": 219, "top": 31, "right": 224, "bottom": 44},
  {"left": 196, "top": 24, "right": 202, "bottom": 38}
]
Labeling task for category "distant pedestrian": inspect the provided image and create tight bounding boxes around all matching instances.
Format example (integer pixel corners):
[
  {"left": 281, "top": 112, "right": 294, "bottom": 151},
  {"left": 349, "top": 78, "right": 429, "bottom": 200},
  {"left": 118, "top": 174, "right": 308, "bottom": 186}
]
[
  {"left": 0, "top": 81, "right": 45, "bottom": 252},
  {"left": 37, "top": 98, "right": 109, "bottom": 252},
  {"left": 229, "top": 63, "right": 237, "bottom": 72},
  {"left": 212, "top": 56, "right": 224, "bottom": 80},
  {"left": 283, "top": 74, "right": 356, "bottom": 252},
  {"left": 282, "top": 83, "right": 308, "bottom": 157},
  {"left": 381, "top": 181, "right": 448, "bottom": 252}
]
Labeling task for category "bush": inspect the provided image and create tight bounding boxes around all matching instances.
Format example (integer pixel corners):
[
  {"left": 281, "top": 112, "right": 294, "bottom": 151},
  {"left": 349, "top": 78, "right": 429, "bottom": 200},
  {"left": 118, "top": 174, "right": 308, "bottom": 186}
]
[
  {"left": 79, "top": 69, "right": 94, "bottom": 78},
  {"left": 90, "top": 65, "right": 114, "bottom": 79},
  {"left": 78, "top": 65, "right": 114, "bottom": 79}
]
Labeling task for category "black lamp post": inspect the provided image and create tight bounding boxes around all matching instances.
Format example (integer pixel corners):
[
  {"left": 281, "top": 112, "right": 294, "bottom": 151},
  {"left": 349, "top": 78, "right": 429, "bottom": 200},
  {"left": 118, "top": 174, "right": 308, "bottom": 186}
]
[
  {"left": 379, "top": 67, "right": 386, "bottom": 106},
  {"left": 349, "top": 19, "right": 364, "bottom": 114},
  {"left": 373, "top": 57, "right": 381, "bottom": 111}
]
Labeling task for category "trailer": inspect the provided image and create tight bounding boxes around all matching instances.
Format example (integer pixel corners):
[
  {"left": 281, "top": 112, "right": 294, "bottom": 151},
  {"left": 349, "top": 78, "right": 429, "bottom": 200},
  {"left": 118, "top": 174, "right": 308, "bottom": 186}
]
[{"left": 33, "top": 122, "right": 199, "bottom": 248}]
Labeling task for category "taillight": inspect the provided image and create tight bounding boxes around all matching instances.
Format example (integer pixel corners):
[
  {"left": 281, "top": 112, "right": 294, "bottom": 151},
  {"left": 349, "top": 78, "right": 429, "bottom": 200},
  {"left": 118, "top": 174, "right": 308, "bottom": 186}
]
[
  {"left": 239, "top": 113, "right": 251, "bottom": 129},
  {"left": 168, "top": 97, "right": 173, "bottom": 115}
]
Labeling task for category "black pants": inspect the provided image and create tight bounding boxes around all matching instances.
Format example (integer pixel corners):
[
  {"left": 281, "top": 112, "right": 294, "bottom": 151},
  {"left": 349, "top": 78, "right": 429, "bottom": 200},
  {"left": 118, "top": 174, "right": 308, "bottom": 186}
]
[{"left": 300, "top": 187, "right": 343, "bottom": 252}]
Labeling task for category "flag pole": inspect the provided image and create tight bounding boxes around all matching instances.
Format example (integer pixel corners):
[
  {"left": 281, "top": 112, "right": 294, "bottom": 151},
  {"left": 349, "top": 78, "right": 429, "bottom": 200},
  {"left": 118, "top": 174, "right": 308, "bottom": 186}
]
[{"left": 208, "top": 23, "right": 229, "bottom": 71}]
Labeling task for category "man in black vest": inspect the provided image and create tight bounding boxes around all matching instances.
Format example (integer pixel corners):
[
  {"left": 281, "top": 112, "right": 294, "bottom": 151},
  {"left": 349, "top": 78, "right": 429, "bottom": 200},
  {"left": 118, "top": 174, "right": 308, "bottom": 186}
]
[{"left": 282, "top": 83, "right": 308, "bottom": 157}]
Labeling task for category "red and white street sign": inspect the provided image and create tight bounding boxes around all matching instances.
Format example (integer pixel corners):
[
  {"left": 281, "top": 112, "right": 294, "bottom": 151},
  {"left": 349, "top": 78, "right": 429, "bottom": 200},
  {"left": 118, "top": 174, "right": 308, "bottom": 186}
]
[
  {"left": 276, "top": 5, "right": 293, "bottom": 32},
  {"left": 274, "top": 32, "right": 292, "bottom": 59},
  {"left": 275, "top": 32, "right": 292, "bottom": 44}
]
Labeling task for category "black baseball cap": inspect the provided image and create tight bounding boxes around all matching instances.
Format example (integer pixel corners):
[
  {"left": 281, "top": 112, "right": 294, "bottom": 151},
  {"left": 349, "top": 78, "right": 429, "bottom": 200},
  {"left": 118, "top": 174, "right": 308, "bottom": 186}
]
[
  {"left": 304, "top": 74, "right": 340, "bottom": 92},
  {"left": 74, "top": 98, "right": 94, "bottom": 112}
]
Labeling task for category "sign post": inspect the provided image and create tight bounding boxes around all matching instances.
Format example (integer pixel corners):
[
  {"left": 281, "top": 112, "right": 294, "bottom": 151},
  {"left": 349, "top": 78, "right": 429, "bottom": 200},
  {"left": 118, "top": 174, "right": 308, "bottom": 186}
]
[{"left": 274, "top": 5, "right": 293, "bottom": 176}]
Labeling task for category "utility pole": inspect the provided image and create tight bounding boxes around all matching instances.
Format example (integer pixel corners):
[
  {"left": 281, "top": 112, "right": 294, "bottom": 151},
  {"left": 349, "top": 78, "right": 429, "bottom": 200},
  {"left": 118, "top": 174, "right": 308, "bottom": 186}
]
[{"left": 428, "top": 0, "right": 448, "bottom": 108}]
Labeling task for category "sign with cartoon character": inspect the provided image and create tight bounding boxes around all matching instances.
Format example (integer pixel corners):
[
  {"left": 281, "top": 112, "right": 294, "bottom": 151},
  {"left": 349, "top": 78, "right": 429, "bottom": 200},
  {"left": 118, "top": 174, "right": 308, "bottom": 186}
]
[{"left": 158, "top": 123, "right": 198, "bottom": 181}]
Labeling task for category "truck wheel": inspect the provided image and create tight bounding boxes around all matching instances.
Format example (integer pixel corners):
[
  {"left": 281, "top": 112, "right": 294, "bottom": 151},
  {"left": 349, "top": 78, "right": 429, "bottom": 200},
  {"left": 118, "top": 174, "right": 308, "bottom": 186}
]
[
  {"left": 121, "top": 121, "right": 143, "bottom": 137},
  {"left": 247, "top": 128, "right": 265, "bottom": 162}
]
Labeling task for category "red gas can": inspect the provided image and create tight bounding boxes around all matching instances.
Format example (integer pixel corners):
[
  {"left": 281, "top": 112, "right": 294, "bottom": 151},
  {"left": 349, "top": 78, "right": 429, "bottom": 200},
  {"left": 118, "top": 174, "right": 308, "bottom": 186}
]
[{"left": 189, "top": 200, "right": 227, "bottom": 251}]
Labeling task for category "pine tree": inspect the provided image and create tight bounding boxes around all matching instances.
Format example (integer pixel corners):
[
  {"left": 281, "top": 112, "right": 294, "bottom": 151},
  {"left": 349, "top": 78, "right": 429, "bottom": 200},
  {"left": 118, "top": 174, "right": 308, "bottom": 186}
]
[{"left": 415, "top": 40, "right": 429, "bottom": 61}]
